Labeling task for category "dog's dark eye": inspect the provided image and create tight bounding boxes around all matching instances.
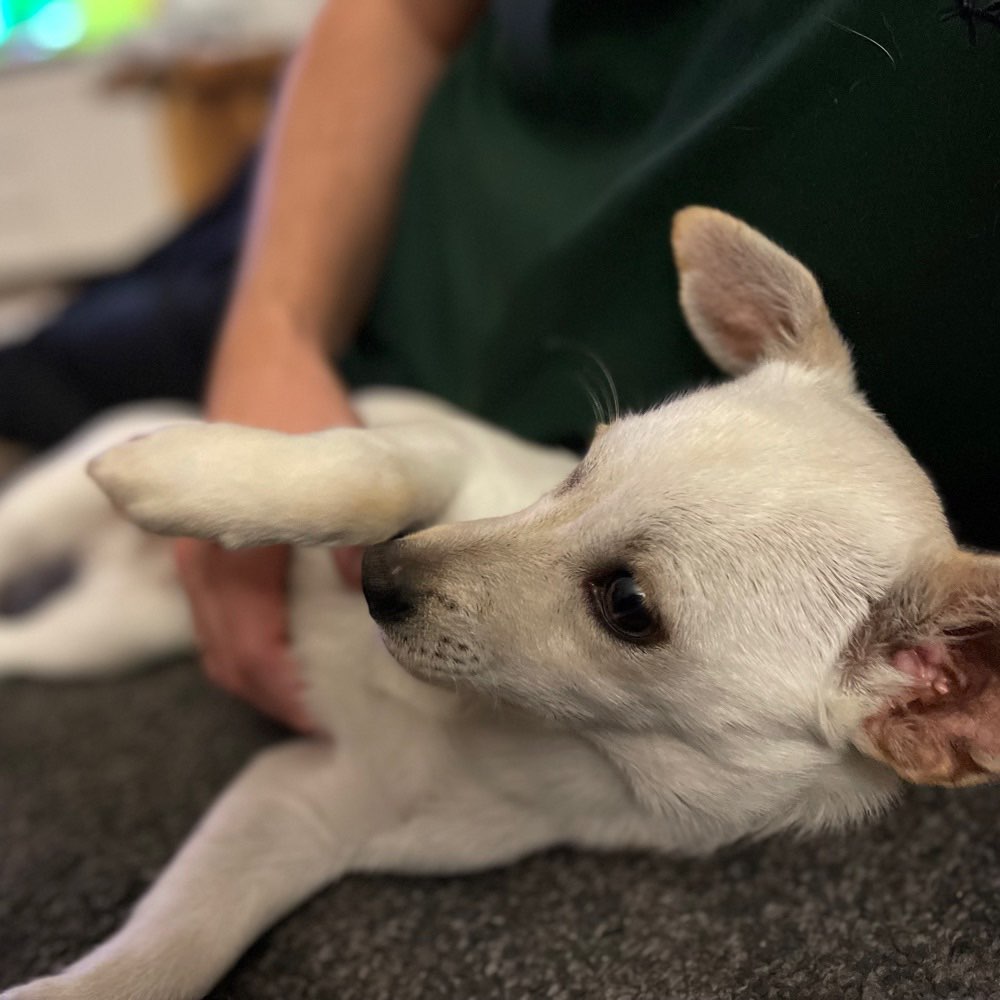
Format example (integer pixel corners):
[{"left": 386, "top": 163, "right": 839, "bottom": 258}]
[{"left": 590, "top": 571, "right": 659, "bottom": 642}]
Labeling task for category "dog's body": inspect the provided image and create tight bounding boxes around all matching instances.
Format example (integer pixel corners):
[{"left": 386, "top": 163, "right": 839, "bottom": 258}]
[{"left": 3, "top": 209, "right": 998, "bottom": 1000}]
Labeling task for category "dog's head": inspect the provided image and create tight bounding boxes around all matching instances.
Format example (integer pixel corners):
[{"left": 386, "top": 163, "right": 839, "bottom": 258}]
[{"left": 364, "top": 208, "right": 1000, "bottom": 841}]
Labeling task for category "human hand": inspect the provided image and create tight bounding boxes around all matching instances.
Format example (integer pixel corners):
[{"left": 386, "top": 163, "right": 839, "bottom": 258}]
[{"left": 174, "top": 540, "right": 315, "bottom": 728}]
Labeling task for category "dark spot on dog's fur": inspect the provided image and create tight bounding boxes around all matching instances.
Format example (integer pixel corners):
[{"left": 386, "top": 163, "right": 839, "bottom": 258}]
[{"left": 553, "top": 463, "right": 586, "bottom": 497}]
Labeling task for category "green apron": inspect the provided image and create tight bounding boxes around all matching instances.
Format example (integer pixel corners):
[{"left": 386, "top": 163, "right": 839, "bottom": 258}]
[{"left": 343, "top": 0, "right": 1000, "bottom": 547}]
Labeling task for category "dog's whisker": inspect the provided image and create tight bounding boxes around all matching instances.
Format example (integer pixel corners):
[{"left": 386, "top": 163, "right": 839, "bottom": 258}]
[
  {"left": 543, "top": 337, "right": 620, "bottom": 425},
  {"left": 823, "top": 17, "right": 897, "bottom": 68},
  {"left": 572, "top": 345, "right": 621, "bottom": 424},
  {"left": 588, "top": 350, "right": 621, "bottom": 423},
  {"left": 578, "top": 374, "right": 609, "bottom": 426}
]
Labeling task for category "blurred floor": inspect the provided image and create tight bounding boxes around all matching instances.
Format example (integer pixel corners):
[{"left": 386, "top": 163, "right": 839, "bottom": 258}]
[{"left": 1, "top": 658, "right": 999, "bottom": 1000}]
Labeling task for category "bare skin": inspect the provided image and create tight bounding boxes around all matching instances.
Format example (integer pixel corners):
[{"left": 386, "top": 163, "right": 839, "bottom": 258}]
[{"left": 180, "top": 0, "right": 487, "bottom": 730}]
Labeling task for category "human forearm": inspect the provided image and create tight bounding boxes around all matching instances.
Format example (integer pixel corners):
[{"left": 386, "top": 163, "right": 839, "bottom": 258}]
[{"left": 219, "top": 0, "right": 485, "bottom": 364}]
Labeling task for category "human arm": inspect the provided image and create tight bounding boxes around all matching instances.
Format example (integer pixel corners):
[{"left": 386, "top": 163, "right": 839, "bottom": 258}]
[{"left": 179, "top": 0, "right": 487, "bottom": 729}]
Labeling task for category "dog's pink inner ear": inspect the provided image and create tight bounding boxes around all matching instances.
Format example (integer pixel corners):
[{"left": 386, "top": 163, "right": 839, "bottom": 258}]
[
  {"left": 670, "top": 206, "right": 853, "bottom": 382},
  {"left": 684, "top": 290, "right": 786, "bottom": 372},
  {"left": 891, "top": 642, "right": 955, "bottom": 700},
  {"left": 864, "top": 630, "right": 1000, "bottom": 786}
]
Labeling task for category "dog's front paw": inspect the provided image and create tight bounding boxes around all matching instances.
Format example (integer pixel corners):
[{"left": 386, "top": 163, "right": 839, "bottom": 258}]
[
  {"left": 86, "top": 423, "right": 311, "bottom": 548},
  {"left": 87, "top": 425, "right": 232, "bottom": 540}
]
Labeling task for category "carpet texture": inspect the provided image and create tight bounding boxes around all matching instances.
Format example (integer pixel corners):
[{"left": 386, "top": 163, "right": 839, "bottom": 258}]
[{"left": 2, "top": 660, "right": 998, "bottom": 1000}]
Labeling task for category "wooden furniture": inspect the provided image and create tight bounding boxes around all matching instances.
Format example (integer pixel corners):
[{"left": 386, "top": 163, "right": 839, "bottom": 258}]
[{"left": 109, "top": 48, "right": 287, "bottom": 215}]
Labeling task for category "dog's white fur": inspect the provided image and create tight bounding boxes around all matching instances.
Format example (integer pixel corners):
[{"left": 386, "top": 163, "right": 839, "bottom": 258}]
[{"left": 3, "top": 208, "right": 998, "bottom": 1000}]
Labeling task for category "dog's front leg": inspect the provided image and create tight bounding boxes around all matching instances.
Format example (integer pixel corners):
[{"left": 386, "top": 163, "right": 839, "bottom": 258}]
[
  {"left": 88, "top": 422, "right": 468, "bottom": 550},
  {"left": 1, "top": 740, "right": 388, "bottom": 1000}
]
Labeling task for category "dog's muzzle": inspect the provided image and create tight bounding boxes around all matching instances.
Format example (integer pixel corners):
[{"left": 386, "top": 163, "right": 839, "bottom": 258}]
[{"left": 361, "top": 540, "right": 417, "bottom": 625}]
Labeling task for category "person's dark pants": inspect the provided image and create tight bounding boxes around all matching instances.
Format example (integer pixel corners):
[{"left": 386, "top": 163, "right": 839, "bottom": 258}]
[{"left": 0, "top": 158, "right": 254, "bottom": 449}]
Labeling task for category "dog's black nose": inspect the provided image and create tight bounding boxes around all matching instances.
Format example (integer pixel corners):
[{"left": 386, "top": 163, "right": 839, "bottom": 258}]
[{"left": 362, "top": 541, "right": 417, "bottom": 624}]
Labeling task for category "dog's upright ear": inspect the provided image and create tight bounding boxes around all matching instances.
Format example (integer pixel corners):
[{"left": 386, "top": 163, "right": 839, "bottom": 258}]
[
  {"left": 671, "top": 206, "right": 854, "bottom": 384},
  {"left": 848, "top": 551, "right": 1000, "bottom": 787}
]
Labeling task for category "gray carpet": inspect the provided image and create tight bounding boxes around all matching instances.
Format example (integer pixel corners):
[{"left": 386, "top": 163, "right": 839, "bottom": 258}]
[{"left": 2, "top": 660, "right": 999, "bottom": 1000}]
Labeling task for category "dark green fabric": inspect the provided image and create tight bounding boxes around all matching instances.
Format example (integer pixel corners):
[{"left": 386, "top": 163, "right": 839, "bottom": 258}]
[{"left": 343, "top": 0, "right": 1000, "bottom": 547}]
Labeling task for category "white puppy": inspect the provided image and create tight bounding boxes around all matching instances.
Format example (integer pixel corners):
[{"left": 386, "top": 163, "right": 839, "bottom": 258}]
[{"left": 3, "top": 208, "right": 998, "bottom": 1000}]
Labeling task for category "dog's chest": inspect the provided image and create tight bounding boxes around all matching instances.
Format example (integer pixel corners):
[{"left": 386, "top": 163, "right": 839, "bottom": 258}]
[{"left": 288, "top": 548, "right": 458, "bottom": 734}]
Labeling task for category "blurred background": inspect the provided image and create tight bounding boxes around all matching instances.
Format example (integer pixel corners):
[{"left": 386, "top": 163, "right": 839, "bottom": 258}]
[{"left": 0, "top": 0, "right": 318, "bottom": 354}]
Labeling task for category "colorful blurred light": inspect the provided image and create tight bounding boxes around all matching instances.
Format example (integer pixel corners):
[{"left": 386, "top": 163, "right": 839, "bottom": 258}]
[
  {"left": 24, "top": 1, "right": 86, "bottom": 50},
  {"left": 1, "top": 0, "right": 156, "bottom": 56}
]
